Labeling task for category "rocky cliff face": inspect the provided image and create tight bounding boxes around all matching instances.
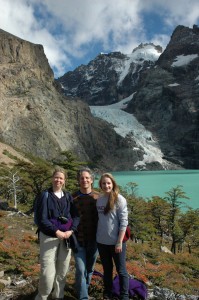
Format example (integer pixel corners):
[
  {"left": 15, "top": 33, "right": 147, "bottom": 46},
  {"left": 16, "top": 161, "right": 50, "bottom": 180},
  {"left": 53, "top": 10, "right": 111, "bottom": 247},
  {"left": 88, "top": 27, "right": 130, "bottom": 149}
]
[
  {"left": 2, "top": 25, "right": 198, "bottom": 171},
  {"left": 58, "top": 25, "right": 199, "bottom": 170},
  {"left": 126, "top": 25, "right": 199, "bottom": 168},
  {"left": 0, "top": 29, "right": 144, "bottom": 171},
  {"left": 0, "top": 29, "right": 81, "bottom": 160},
  {"left": 58, "top": 43, "right": 162, "bottom": 105}
]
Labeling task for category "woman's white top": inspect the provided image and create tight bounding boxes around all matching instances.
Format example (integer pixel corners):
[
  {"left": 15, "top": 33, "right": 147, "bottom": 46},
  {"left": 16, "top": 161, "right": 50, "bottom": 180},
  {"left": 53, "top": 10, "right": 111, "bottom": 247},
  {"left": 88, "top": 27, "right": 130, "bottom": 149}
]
[{"left": 96, "top": 193, "right": 128, "bottom": 245}]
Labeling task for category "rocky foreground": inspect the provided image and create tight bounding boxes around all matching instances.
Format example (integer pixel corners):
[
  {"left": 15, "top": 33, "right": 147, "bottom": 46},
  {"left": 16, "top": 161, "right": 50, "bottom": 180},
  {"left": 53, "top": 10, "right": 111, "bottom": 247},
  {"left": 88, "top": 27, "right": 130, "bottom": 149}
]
[{"left": 0, "top": 271, "right": 198, "bottom": 300}]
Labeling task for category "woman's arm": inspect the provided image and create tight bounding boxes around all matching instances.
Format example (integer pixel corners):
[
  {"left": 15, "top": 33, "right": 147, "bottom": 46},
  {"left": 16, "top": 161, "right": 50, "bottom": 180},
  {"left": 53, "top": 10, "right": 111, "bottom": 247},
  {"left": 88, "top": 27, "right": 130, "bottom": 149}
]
[{"left": 115, "top": 194, "right": 128, "bottom": 252}]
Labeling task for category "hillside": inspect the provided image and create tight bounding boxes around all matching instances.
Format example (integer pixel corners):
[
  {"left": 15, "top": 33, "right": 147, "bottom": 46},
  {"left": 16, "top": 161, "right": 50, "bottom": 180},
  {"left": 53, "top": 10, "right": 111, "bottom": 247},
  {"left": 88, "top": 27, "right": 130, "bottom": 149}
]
[
  {"left": 0, "top": 28, "right": 145, "bottom": 171},
  {"left": 0, "top": 142, "right": 30, "bottom": 166},
  {"left": 0, "top": 209, "right": 198, "bottom": 300},
  {"left": 1, "top": 25, "right": 199, "bottom": 170}
]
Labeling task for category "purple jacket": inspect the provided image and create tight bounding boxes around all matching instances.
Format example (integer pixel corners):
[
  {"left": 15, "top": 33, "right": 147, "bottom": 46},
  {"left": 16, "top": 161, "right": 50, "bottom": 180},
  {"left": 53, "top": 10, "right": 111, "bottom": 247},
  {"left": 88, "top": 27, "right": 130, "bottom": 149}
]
[
  {"left": 36, "top": 188, "right": 80, "bottom": 237},
  {"left": 93, "top": 271, "right": 148, "bottom": 300}
]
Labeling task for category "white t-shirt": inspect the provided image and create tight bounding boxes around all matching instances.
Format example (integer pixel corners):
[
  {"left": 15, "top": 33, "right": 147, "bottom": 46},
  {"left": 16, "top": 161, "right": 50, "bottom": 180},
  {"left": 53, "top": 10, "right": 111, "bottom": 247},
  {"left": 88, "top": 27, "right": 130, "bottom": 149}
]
[{"left": 53, "top": 191, "right": 64, "bottom": 199}]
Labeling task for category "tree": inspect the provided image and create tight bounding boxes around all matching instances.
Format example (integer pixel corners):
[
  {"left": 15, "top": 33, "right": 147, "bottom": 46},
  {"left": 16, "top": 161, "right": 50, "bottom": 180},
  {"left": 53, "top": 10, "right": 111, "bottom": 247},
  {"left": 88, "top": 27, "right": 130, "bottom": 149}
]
[
  {"left": 147, "top": 196, "right": 170, "bottom": 245},
  {"left": 164, "top": 185, "right": 189, "bottom": 254},
  {"left": 128, "top": 196, "right": 156, "bottom": 243},
  {"left": 16, "top": 159, "right": 53, "bottom": 209},
  {"left": 53, "top": 151, "right": 87, "bottom": 191},
  {"left": 0, "top": 166, "right": 10, "bottom": 199},
  {"left": 0, "top": 169, "right": 21, "bottom": 209},
  {"left": 179, "top": 208, "right": 199, "bottom": 253},
  {"left": 124, "top": 182, "right": 138, "bottom": 197}
]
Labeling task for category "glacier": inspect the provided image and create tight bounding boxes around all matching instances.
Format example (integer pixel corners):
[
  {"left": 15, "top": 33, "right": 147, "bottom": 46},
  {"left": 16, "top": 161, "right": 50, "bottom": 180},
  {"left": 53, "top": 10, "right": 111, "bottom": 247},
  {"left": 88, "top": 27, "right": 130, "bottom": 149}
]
[{"left": 90, "top": 94, "right": 171, "bottom": 170}]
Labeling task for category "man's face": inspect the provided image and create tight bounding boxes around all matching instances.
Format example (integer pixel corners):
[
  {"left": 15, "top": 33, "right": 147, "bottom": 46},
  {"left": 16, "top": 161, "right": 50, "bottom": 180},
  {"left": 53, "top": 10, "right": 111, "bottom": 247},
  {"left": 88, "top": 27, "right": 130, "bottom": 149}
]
[{"left": 79, "top": 171, "right": 93, "bottom": 190}]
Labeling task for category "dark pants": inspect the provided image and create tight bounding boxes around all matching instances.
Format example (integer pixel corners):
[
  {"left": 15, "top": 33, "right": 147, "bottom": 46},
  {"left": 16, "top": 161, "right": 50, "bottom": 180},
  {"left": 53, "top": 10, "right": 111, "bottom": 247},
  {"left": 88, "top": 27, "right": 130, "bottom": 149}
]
[{"left": 97, "top": 243, "right": 129, "bottom": 300}]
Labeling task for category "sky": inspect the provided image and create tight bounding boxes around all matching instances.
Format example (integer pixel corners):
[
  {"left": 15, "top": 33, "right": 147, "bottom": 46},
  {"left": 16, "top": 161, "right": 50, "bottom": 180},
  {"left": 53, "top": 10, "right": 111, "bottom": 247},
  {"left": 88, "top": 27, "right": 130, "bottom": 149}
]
[{"left": 0, "top": 0, "right": 199, "bottom": 78}]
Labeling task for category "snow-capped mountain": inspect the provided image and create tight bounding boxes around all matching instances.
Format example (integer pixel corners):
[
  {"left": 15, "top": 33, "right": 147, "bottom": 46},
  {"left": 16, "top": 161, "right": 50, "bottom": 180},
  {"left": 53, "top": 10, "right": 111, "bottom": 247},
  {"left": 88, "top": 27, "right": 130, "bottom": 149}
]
[
  {"left": 58, "top": 43, "right": 174, "bottom": 170},
  {"left": 126, "top": 25, "right": 199, "bottom": 169},
  {"left": 58, "top": 25, "right": 199, "bottom": 170},
  {"left": 58, "top": 43, "right": 162, "bottom": 106},
  {"left": 1, "top": 25, "right": 198, "bottom": 171},
  {"left": 3, "top": 26, "right": 199, "bottom": 171}
]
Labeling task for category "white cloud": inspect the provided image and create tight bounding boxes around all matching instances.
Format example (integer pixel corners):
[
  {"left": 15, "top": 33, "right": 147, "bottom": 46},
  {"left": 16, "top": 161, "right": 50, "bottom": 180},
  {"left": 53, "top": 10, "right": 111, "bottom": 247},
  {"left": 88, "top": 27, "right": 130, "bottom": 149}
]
[
  {"left": 0, "top": 0, "right": 198, "bottom": 77},
  {"left": 138, "top": 0, "right": 199, "bottom": 26},
  {"left": 41, "top": 0, "right": 144, "bottom": 51},
  {"left": 0, "top": 0, "right": 71, "bottom": 76}
]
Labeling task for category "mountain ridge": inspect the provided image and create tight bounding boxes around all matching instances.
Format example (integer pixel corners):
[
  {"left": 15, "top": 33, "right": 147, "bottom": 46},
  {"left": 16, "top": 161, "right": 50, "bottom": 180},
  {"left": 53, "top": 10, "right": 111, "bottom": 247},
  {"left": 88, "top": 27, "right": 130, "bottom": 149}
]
[
  {"left": 58, "top": 43, "right": 162, "bottom": 105},
  {"left": 0, "top": 28, "right": 148, "bottom": 171},
  {"left": 1, "top": 25, "right": 198, "bottom": 170},
  {"left": 125, "top": 25, "right": 199, "bottom": 168},
  {"left": 58, "top": 24, "right": 199, "bottom": 169}
]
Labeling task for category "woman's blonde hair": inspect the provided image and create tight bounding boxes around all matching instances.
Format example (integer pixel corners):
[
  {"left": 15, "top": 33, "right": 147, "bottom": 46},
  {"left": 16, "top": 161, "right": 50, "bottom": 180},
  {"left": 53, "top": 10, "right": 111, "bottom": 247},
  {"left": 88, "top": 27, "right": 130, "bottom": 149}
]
[
  {"left": 52, "top": 166, "right": 68, "bottom": 180},
  {"left": 99, "top": 173, "right": 119, "bottom": 214}
]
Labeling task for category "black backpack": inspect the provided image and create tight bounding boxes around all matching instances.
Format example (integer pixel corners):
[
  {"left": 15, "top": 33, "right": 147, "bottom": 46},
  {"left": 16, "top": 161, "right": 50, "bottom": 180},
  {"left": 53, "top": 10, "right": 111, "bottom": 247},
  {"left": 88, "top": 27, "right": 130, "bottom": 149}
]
[{"left": 33, "top": 190, "right": 49, "bottom": 226}]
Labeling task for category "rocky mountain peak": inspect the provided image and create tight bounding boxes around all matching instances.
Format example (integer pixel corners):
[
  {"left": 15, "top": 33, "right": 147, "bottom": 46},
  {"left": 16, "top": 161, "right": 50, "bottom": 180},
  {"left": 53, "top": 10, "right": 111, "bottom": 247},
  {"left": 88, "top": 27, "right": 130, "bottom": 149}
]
[
  {"left": 132, "top": 42, "right": 162, "bottom": 55},
  {"left": 126, "top": 25, "right": 199, "bottom": 168},
  {"left": 1, "top": 24, "right": 198, "bottom": 170},
  {"left": 0, "top": 29, "right": 53, "bottom": 83},
  {"left": 0, "top": 28, "right": 147, "bottom": 171},
  {"left": 157, "top": 25, "right": 199, "bottom": 69},
  {"left": 58, "top": 24, "right": 199, "bottom": 169},
  {"left": 58, "top": 43, "right": 161, "bottom": 105}
]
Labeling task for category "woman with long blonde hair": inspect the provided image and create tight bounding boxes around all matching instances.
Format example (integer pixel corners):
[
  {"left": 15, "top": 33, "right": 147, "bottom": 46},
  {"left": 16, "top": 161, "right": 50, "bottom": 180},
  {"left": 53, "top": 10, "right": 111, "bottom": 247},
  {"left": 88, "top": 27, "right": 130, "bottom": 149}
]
[{"left": 96, "top": 173, "right": 129, "bottom": 300}]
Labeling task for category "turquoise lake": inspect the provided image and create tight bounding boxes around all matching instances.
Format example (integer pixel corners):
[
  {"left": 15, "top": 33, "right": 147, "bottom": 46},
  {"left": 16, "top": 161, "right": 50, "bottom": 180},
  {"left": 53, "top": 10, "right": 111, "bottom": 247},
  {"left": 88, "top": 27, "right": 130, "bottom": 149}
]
[{"left": 95, "top": 170, "right": 199, "bottom": 210}]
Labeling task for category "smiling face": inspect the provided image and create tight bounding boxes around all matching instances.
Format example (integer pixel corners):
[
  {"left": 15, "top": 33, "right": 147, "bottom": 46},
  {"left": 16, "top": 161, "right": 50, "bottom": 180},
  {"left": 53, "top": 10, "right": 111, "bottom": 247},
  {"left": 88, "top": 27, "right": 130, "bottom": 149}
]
[
  {"left": 52, "top": 171, "right": 65, "bottom": 192},
  {"left": 100, "top": 176, "right": 113, "bottom": 194},
  {"left": 79, "top": 171, "right": 93, "bottom": 193}
]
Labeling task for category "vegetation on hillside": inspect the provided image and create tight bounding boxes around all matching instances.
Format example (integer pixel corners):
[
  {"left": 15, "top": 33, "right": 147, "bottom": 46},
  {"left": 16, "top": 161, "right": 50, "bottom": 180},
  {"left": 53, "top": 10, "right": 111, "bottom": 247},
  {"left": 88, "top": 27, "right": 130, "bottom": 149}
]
[{"left": 0, "top": 152, "right": 198, "bottom": 298}]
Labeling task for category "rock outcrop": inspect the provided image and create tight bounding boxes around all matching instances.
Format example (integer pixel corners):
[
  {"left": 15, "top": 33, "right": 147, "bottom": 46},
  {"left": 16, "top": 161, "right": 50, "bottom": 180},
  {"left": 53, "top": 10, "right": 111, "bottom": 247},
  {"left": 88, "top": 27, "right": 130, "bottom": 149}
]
[
  {"left": 58, "top": 43, "right": 162, "bottom": 105},
  {"left": 0, "top": 29, "right": 145, "bottom": 171},
  {"left": 126, "top": 25, "right": 199, "bottom": 168},
  {"left": 58, "top": 25, "right": 199, "bottom": 169},
  {"left": 1, "top": 25, "right": 198, "bottom": 170}
]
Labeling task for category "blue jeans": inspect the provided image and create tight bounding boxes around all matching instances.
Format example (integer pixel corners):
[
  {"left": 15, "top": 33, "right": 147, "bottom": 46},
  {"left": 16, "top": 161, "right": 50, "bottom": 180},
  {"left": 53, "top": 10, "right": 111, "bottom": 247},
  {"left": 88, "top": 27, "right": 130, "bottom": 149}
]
[
  {"left": 97, "top": 242, "right": 129, "bottom": 300},
  {"left": 73, "top": 241, "right": 98, "bottom": 300}
]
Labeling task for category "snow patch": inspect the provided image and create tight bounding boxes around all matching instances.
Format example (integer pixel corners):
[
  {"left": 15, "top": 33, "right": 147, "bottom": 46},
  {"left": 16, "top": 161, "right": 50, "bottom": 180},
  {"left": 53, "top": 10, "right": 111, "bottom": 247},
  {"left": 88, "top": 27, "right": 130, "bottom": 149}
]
[
  {"left": 117, "top": 44, "right": 160, "bottom": 86},
  {"left": 168, "top": 83, "right": 180, "bottom": 87},
  {"left": 195, "top": 75, "right": 199, "bottom": 81},
  {"left": 90, "top": 94, "right": 169, "bottom": 170},
  {"left": 171, "top": 54, "right": 198, "bottom": 67}
]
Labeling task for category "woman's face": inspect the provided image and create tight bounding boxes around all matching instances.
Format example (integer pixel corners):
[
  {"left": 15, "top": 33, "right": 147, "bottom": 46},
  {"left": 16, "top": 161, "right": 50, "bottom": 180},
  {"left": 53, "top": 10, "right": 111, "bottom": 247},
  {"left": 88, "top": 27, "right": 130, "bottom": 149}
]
[
  {"left": 52, "top": 171, "right": 65, "bottom": 190},
  {"left": 101, "top": 176, "right": 113, "bottom": 194}
]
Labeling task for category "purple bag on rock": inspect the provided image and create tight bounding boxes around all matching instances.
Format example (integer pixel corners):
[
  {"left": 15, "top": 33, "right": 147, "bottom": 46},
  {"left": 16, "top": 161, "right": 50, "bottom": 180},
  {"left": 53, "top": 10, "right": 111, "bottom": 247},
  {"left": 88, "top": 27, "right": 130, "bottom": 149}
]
[
  {"left": 112, "top": 274, "right": 148, "bottom": 299},
  {"left": 93, "top": 270, "right": 148, "bottom": 299}
]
